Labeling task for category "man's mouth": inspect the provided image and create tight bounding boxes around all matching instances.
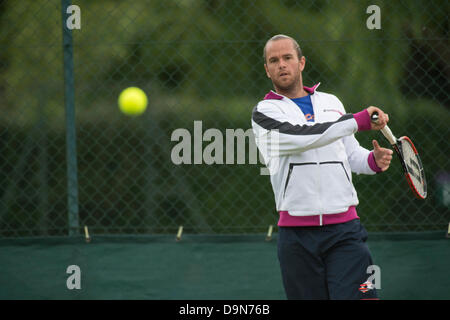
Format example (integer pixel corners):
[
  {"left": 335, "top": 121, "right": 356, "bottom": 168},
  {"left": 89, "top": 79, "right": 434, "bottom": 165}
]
[{"left": 279, "top": 72, "right": 289, "bottom": 77}]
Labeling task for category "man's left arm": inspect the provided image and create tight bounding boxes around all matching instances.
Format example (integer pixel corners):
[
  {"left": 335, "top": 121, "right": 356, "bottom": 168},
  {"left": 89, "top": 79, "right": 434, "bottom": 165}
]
[
  {"left": 343, "top": 135, "right": 381, "bottom": 175},
  {"left": 336, "top": 97, "right": 393, "bottom": 174},
  {"left": 343, "top": 135, "right": 393, "bottom": 174}
]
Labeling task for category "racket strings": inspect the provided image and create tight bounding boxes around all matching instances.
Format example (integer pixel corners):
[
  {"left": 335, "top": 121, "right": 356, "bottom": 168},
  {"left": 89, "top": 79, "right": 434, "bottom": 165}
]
[{"left": 400, "top": 139, "right": 426, "bottom": 197}]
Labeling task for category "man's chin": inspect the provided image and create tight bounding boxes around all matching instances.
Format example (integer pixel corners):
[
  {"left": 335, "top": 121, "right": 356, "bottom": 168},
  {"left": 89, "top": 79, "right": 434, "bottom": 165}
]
[{"left": 274, "top": 81, "right": 295, "bottom": 92}]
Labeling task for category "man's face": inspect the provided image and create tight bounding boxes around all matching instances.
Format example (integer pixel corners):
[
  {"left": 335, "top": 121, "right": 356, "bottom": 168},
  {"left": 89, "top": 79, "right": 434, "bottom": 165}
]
[{"left": 264, "top": 39, "right": 305, "bottom": 92}]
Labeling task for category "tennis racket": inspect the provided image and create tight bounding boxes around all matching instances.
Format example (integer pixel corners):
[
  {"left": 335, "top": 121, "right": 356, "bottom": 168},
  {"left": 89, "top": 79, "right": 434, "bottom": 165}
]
[{"left": 371, "top": 112, "right": 427, "bottom": 199}]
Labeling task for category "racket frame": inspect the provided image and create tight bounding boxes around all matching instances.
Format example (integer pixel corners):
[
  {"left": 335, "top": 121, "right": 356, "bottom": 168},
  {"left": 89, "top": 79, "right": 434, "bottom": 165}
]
[
  {"left": 370, "top": 112, "right": 427, "bottom": 199},
  {"left": 394, "top": 136, "right": 427, "bottom": 199}
]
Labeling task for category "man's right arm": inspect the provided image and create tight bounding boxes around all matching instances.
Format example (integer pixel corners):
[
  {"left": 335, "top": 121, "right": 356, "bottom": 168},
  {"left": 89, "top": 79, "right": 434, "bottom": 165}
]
[{"left": 252, "top": 102, "right": 361, "bottom": 156}]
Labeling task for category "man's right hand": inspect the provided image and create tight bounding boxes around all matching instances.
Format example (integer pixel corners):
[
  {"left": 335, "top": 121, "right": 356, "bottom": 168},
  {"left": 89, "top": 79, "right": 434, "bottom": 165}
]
[{"left": 367, "top": 106, "right": 389, "bottom": 130}]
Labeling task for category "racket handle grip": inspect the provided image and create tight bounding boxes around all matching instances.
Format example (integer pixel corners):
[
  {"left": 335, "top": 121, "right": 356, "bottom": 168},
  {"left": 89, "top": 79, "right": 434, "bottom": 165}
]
[
  {"left": 370, "top": 111, "right": 397, "bottom": 145},
  {"left": 380, "top": 125, "right": 397, "bottom": 145},
  {"left": 370, "top": 111, "right": 380, "bottom": 123}
]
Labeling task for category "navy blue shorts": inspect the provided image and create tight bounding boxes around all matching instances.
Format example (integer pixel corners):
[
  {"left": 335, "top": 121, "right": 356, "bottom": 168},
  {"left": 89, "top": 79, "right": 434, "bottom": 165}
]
[{"left": 277, "top": 219, "right": 378, "bottom": 300}]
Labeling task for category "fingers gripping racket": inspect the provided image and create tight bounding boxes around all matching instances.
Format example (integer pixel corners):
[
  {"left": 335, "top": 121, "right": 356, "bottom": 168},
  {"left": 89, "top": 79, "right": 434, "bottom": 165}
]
[{"left": 371, "top": 112, "right": 427, "bottom": 199}]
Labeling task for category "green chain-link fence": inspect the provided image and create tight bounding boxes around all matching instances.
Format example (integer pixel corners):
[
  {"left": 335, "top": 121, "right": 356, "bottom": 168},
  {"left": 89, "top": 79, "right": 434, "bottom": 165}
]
[{"left": 0, "top": 0, "right": 448, "bottom": 237}]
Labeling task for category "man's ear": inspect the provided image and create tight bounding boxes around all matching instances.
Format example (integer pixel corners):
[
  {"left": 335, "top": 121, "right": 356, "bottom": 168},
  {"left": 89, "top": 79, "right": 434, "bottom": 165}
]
[
  {"left": 299, "top": 56, "right": 306, "bottom": 72},
  {"left": 264, "top": 64, "right": 271, "bottom": 78}
]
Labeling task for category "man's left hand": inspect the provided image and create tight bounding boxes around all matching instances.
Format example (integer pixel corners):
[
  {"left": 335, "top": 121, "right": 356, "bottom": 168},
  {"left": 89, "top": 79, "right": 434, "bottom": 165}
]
[{"left": 373, "top": 140, "right": 393, "bottom": 172}]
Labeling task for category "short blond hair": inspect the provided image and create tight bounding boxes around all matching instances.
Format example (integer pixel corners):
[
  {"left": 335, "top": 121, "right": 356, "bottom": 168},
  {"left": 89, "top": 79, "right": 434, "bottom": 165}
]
[{"left": 263, "top": 34, "right": 303, "bottom": 63}]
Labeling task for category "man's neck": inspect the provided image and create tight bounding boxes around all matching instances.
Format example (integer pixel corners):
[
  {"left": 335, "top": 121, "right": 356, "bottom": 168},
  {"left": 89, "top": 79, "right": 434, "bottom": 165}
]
[{"left": 275, "top": 84, "right": 307, "bottom": 99}]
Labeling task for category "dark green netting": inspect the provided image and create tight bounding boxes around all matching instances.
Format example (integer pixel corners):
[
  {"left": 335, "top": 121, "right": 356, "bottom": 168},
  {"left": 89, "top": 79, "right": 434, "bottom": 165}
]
[{"left": 0, "top": 232, "right": 448, "bottom": 300}]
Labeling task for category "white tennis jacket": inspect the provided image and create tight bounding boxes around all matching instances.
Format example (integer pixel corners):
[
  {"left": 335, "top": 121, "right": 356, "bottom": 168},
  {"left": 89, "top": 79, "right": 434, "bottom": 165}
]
[{"left": 251, "top": 84, "right": 377, "bottom": 216}]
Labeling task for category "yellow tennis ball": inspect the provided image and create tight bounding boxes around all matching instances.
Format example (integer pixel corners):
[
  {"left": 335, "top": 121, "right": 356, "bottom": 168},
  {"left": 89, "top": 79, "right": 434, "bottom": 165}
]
[{"left": 118, "top": 87, "right": 148, "bottom": 116}]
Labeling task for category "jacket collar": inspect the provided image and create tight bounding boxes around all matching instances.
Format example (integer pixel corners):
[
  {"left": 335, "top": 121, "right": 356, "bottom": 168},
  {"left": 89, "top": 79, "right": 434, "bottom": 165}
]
[{"left": 264, "top": 83, "right": 321, "bottom": 100}]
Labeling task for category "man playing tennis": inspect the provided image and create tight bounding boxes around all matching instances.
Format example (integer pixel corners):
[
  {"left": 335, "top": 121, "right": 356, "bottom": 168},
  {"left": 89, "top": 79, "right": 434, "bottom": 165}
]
[{"left": 252, "top": 34, "right": 393, "bottom": 299}]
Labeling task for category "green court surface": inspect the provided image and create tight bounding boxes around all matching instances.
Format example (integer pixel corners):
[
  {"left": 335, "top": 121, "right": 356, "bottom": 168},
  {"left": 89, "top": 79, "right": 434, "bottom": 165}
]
[{"left": 0, "top": 232, "right": 448, "bottom": 300}]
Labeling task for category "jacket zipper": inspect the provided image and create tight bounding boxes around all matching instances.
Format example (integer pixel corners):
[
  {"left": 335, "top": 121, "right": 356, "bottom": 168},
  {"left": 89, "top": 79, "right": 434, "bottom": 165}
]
[{"left": 315, "top": 150, "right": 323, "bottom": 224}]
